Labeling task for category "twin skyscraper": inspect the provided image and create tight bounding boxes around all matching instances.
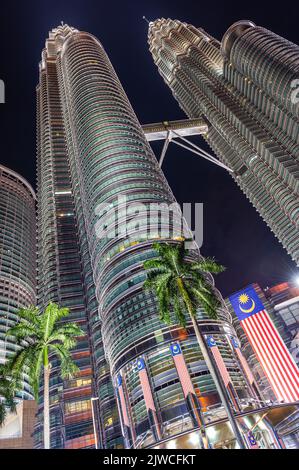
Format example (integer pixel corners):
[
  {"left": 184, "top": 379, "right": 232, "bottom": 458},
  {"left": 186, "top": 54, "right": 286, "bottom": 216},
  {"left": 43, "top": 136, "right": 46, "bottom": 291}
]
[{"left": 1, "top": 18, "right": 298, "bottom": 449}]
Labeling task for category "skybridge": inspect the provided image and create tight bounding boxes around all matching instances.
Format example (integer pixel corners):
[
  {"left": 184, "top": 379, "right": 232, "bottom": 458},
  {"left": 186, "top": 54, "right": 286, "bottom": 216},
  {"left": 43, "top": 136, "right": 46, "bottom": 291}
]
[{"left": 142, "top": 118, "right": 233, "bottom": 173}]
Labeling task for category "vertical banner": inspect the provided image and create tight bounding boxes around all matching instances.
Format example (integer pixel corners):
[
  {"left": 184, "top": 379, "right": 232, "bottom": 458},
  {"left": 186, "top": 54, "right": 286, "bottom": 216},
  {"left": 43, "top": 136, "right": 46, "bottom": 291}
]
[
  {"left": 206, "top": 335, "right": 240, "bottom": 412},
  {"left": 116, "top": 374, "right": 130, "bottom": 428},
  {"left": 136, "top": 358, "right": 162, "bottom": 440},
  {"left": 170, "top": 343, "right": 195, "bottom": 397},
  {"left": 247, "top": 431, "right": 259, "bottom": 449},
  {"left": 206, "top": 336, "right": 232, "bottom": 386},
  {"left": 230, "top": 336, "right": 262, "bottom": 401},
  {"left": 115, "top": 373, "right": 134, "bottom": 448},
  {"left": 170, "top": 342, "right": 207, "bottom": 446},
  {"left": 231, "top": 337, "right": 255, "bottom": 385},
  {"left": 229, "top": 285, "right": 299, "bottom": 402}
]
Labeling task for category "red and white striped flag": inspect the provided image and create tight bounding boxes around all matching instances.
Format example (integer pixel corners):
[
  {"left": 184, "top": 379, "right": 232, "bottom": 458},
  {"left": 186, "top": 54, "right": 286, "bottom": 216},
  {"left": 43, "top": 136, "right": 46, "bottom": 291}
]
[
  {"left": 136, "top": 358, "right": 162, "bottom": 440},
  {"left": 116, "top": 374, "right": 130, "bottom": 427},
  {"left": 231, "top": 337, "right": 255, "bottom": 385},
  {"left": 229, "top": 286, "right": 299, "bottom": 402},
  {"left": 136, "top": 358, "right": 156, "bottom": 411},
  {"left": 170, "top": 343, "right": 195, "bottom": 397},
  {"left": 206, "top": 335, "right": 231, "bottom": 387},
  {"left": 247, "top": 431, "right": 259, "bottom": 449}
]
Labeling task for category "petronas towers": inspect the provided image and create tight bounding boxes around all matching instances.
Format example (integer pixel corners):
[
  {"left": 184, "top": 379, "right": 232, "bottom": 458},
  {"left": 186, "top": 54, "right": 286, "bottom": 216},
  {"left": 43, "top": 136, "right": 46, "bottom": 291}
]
[{"left": 32, "top": 18, "right": 299, "bottom": 449}]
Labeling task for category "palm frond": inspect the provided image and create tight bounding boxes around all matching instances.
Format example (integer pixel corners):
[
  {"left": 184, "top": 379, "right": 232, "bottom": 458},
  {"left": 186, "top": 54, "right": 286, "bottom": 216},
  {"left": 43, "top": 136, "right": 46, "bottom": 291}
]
[
  {"left": 0, "top": 403, "right": 7, "bottom": 426},
  {"left": 143, "top": 259, "right": 168, "bottom": 272},
  {"left": 191, "top": 286, "right": 221, "bottom": 319},
  {"left": 49, "top": 335, "right": 77, "bottom": 351},
  {"left": 157, "top": 288, "right": 171, "bottom": 325},
  {"left": 0, "top": 366, "right": 19, "bottom": 425},
  {"left": 173, "top": 295, "right": 187, "bottom": 328},
  {"left": 41, "top": 303, "right": 60, "bottom": 340},
  {"left": 6, "top": 324, "right": 38, "bottom": 342},
  {"left": 50, "top": 344, "right": 79, "bottom": 379},
  {"left": 52, "top": 323, "right": 84, "bottom": 339},
  {"left": 15, "top": 306, "right": 40, "bottom": 326},
  {"left": 5, "top": 348, "right": 32, "bottom": 376},
  {"left": 29, "top": 348, "right": 44, "bottom": 400},
  {"left": 143, "top": 241, "right": 224, "bottom": 327},
  {"left": 191, "top": 258, "right": 225, "bottom": 274}
]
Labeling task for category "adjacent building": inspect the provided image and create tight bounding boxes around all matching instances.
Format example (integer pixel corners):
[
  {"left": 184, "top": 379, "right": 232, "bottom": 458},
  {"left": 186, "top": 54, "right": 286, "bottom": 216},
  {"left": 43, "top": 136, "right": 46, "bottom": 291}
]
[
  {"left": 0, "top": 401, "right": 37, "bottom": 449},
  {"left": 148, "top": 19, "right": 299, "bottom": 265},
  {"left": 0, "top": 165, "right": 36, "bottom": 448},
  {"left": 36, "top": 24, "right": 257, "bottom": 449},
  {"left": 0, "top": 165, "right": 36, "bottom": 399}
]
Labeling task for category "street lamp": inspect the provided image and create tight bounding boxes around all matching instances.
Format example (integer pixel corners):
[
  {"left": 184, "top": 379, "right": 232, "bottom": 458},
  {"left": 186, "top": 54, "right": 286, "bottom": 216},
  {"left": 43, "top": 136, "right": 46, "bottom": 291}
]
[{"left": 90, "top": 397, "right": 100, "bottom": 449}]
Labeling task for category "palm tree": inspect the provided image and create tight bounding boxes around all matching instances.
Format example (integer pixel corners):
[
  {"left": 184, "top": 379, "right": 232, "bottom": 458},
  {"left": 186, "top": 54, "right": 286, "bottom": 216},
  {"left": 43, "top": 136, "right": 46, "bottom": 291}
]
[
  {"left": 0, "top": 365, "right": 18, "bottom": 426},
  {"left": 143, "top": 242, "right": 247, "bottom": 449},
  {"left": 5, "top": 302, "right": 84, "bottom": 449}
]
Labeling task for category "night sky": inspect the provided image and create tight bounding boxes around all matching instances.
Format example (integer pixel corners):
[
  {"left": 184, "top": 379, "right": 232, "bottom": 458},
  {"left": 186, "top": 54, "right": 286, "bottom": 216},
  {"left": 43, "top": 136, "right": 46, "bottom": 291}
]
[{"left": 0, "top": 0, "right": 298, "bottom": 297}]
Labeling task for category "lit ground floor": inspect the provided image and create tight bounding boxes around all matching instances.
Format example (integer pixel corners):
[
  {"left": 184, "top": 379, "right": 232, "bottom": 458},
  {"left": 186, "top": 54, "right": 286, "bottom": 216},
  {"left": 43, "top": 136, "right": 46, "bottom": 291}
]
[{"left": 149, "top": 403, "right": 299, "bottom": 449}]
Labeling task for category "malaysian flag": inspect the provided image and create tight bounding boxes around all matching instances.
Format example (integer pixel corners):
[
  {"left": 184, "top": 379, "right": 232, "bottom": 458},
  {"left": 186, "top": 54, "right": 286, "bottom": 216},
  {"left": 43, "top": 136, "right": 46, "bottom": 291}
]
[
  {"left": 231, "top": 336, "right": 255, "bottom": 386},
  {"left": 116, "top": 374, "right": 130, "bottom": 427},
  {"left": 229, "top": 285, "right": 299, "bottom": 402},
  {"left": 247, "top": 431, "right": 259, "bottom": 449},
  {"left": 170, "top": 343, "right": 195, "bottom": 397},
  {"left": 136, "top": 358, "right": 162, "bottom": 440},
  {"left": 136, "top": 358, "right": 156, "bottom": 411},
  {"left": 207, "top": 335, "right": 240, "bottom": 411},
  {"left": 206, "top": 335, "right": 231, "bottom": 387}
]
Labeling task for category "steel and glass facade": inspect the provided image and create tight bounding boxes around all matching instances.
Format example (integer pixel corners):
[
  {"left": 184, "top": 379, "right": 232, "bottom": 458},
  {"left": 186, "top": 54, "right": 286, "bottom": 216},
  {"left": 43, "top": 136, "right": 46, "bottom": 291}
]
[
  {"left": 0, "top": 165, "right": 36, "bottom": 400},
  {"left": 148, "top": 19, "right": 299, "bottom": 265},
  {"left": 36, "top": 25, "right": 121, "bottom": 449},
  {"left": 36, "top": 24, "right": 255, "bottom": 449}
]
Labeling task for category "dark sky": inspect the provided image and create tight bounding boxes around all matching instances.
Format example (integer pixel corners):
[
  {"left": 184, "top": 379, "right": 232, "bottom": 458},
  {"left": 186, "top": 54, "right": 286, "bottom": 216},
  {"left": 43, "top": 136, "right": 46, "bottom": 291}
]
[{"left": 0, "top": 0, "right": 298, "bottom": 296}]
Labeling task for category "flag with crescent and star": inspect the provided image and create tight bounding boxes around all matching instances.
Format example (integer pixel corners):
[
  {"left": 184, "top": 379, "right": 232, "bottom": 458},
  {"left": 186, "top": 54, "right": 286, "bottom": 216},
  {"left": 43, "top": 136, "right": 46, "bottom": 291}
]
[
  {"left": 136, "top": 358, "right": 156, "bottom": 412},
  {"left": 170, "top": 343, "right": 196, "bottom": 398},
  {"left": 116, "top": 374, "right": 130, "bottom": 428},
  {"left": 230, "top": 336, "right": 255, "bottom": 385},
  {"left": 229, "top": 284, "right": 299, "bottom": 403},
  {"left": 229, "top": 285, "right": 264, "bottom": 321},
  {"left": 247, "top": 431, "right": 259, "bottom": 449},
  {"left": 206, "top": 336, "right": 232, "bottom": 387}
]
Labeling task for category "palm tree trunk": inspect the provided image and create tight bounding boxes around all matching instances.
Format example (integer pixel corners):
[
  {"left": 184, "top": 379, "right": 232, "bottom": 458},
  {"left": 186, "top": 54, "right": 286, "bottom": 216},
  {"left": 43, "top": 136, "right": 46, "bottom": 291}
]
[
  {"left": 44, "top": 350, "right": 50, "bottom": 449},
  {"left": 175, "top": 278, "right": 208, "bottom": 449},
  {"left": 176, "top": 277, "right": 247, "bottom": 448},
  {"left": 190, "top": 316, "right": 247, "bottom": 449}
]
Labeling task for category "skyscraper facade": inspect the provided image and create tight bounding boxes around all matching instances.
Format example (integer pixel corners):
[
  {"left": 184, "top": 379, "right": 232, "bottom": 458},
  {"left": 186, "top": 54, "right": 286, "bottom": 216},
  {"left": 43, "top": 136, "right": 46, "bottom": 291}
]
[
  {"left": 265, "top": 282, "right": 299, "bottom": 363},
  {"left": 36, "top": 24, "right": 256, "bottom": 449},
  {"left": 36, "top": 25, "right": 122, "bottom": 449},
  {"left": 0, "top": 165, "right": 36, "bottom": 400},
  {"left": 148, "top": 19, "right": 299, "bottom": 266}
]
